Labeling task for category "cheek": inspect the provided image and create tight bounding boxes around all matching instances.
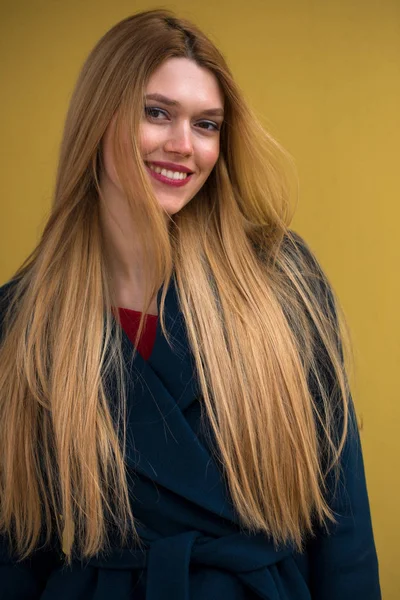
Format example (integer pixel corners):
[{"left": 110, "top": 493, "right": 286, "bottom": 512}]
[
  {"left": 139, "top": 123, "right": 163, "bottom": 157},
  {"left": 198, "top": 141, "right": 220, "bottom": 174}
]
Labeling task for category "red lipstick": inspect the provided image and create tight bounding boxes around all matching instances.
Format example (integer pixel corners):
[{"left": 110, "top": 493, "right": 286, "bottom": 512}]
[
  {"left": 145, "top": 163, "right": 193, "bottom": 187},
  {"left": 146, "top": 161, "right": 193, "bottom": 173}
]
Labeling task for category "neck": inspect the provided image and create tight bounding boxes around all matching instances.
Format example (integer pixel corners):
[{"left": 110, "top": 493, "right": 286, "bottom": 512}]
[{"left": 99, "top": 174, "right": 158, "bottom": 314}]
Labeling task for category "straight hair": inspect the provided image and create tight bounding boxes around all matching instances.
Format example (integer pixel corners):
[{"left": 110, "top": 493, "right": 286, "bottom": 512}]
[{"left": 0, "top": 9, "right": 352, "bottom": 562}]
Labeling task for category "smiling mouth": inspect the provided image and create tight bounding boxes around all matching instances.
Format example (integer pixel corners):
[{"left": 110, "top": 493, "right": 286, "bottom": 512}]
[
  {"left": 144, "top": 162, "right": 194, "bottom": 187},
  {"left": 145, "top": 162, "right": 193, "bottom": 181}
]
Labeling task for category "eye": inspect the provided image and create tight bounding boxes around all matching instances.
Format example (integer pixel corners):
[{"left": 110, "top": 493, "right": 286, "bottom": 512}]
[
  {"left": 196, "top": 120, "right": 221, "bottom": 132},
  {"left": 144, "top": 106, "right": 169, "bottom": 120}
]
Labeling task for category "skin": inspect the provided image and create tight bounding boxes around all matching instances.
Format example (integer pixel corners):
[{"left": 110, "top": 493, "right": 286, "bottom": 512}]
[{"left": 99, "top": 57, "right": 224, "bottom": 313}]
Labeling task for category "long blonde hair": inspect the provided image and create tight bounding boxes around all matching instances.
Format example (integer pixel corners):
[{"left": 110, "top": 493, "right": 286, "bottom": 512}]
[{"left": 0, "top": 9, "right": 352, "bottom": 563}]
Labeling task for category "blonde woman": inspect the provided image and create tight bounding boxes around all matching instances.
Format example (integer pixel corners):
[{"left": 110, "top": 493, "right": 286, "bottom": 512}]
[{"left": 0, "top": 9, "right": 381, "bottom": 600}]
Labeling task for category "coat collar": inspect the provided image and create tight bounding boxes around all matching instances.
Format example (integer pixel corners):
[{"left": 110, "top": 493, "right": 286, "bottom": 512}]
[{"left": 117, "top": 274, "right": 237, "bottom": 524}]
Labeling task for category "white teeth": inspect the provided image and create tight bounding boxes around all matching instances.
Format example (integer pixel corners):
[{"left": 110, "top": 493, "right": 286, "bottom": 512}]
[{"left": 147, "top": 163, "right": 189, "bottom": 180}]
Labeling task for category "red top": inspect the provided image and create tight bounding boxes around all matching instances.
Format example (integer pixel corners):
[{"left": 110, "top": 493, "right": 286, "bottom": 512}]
[{"left": 117, "top": 307, "right": 158, "bottom": 361}]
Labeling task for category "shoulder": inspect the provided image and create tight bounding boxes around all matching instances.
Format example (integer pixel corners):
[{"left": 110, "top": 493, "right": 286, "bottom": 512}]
[
  {"left": 0, "top": 277, "right": 21, "bottom": 340},
  {"left": 281, "top": 230, "right": 329, "bottom": 282},
  {"left": 282, "top": 230, "right": 337, "bottom": 311},
  {"left": 260, "top": 229, "right": 337, "bottom": 330},
  {"left": 254, "top": 228, "right": 328, "bottom": 280},
  {"left": 278, "top": 231, "right": 345, "bottom": 376},
  {"left": 0, "top": 278, "right": 19, "bottom": 302},
  {"left": 0, "top": 278, "right": 21, "bottom": 311},
  {"left": 252, "top": 228, "right": 338, "bottom": 328}
]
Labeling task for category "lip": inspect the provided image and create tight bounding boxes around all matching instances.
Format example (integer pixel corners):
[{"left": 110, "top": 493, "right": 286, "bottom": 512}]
[
  {"left": 145, "top": 161, "right": 194, "bottom": 174},
  {"left": 145, "top": 164, "right": 193, "bottom": 187}
]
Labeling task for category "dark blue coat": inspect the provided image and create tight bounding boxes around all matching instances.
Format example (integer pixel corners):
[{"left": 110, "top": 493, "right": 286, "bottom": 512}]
[{"left": 0, "top": 271, "right": 381, "bottom": 599}]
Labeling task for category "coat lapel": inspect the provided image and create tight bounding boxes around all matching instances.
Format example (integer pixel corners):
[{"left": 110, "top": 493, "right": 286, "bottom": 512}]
[{"left": 117, "top": 274, "right": 236, "bottom": 523}]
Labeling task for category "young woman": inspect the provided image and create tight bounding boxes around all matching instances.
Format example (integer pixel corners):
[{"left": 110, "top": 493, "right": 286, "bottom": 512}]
[{"left": 0, "top": 9, "right": 381, "bottom": 600}]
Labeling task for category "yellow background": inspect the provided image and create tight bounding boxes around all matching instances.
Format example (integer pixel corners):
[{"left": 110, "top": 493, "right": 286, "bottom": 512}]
[{"left": 1, "top": 1, "right": 398, "bottom": 597}]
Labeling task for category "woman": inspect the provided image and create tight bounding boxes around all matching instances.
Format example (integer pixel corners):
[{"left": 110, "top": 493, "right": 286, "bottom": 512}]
[{"left": 0, "top": 9, "right": 381, "bottom": 600}]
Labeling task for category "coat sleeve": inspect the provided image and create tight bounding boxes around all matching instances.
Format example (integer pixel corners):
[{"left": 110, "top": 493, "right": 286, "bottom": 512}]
[
  {"left": 0, "top": 536, "right": 61, "bottom": 600},
  {"left": 305, "top": 398, "right": 381, "bottom": 599},
  {"left": 287, "top": 232, "right": 381, "bottom": 598},
  {"left": 0, "top": 280, "right": 63, "bottom": 598}
]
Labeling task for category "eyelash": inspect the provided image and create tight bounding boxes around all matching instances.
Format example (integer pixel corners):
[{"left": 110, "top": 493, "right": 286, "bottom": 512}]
[{"left": 144, "top": 106, "right": 221, "bottom": 132}]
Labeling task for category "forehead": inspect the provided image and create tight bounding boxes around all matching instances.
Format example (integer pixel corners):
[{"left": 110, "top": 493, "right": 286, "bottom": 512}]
[{"left": 145, "top": 57, "right": 224, "bottom": 110}]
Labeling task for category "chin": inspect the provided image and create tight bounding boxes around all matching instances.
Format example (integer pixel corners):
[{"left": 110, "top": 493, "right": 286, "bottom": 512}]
[
  {"left": 156, "top": 190, "right": 192, "bottom": 207},
  {"left": 157, "top": 199, "right": 188, "bottom": 217}
]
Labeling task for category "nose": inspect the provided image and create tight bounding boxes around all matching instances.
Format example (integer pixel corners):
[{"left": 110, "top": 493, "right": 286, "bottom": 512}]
[{"left": 164, "top": 121, "right": 194, "bottom": 157}]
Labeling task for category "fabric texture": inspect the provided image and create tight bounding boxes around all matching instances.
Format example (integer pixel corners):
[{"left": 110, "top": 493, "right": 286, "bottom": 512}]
[
  {"left": 0, "top": 248, "right": 381, "bottom": 599},
  {"left": 117, "top": 307, "right": 158, "bottom": 361}
]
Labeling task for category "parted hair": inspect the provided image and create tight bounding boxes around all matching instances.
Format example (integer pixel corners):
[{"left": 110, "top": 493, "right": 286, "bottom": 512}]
[{"left": 0, "top": 9, "right": 352, "bottom": 563}]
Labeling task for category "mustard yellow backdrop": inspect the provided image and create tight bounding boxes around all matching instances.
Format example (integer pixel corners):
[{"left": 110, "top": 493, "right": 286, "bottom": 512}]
[{"left": 1, "top": 1, "right": 398, "bottom": 597}]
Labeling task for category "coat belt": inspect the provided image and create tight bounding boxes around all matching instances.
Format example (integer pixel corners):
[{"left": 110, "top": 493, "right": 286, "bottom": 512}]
[{"left": 87, "top": 530, "right": 294, "bottom": 600}]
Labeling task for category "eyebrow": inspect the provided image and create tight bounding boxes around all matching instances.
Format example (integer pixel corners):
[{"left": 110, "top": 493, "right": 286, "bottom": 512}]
[{"left": 144, "top": 93, "right": 224, "bottom": 117}]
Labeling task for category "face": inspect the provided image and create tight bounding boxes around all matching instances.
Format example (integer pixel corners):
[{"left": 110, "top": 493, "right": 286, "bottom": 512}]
[{"left": 101, "top": 57, "right": 224, "bottom": 217}]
